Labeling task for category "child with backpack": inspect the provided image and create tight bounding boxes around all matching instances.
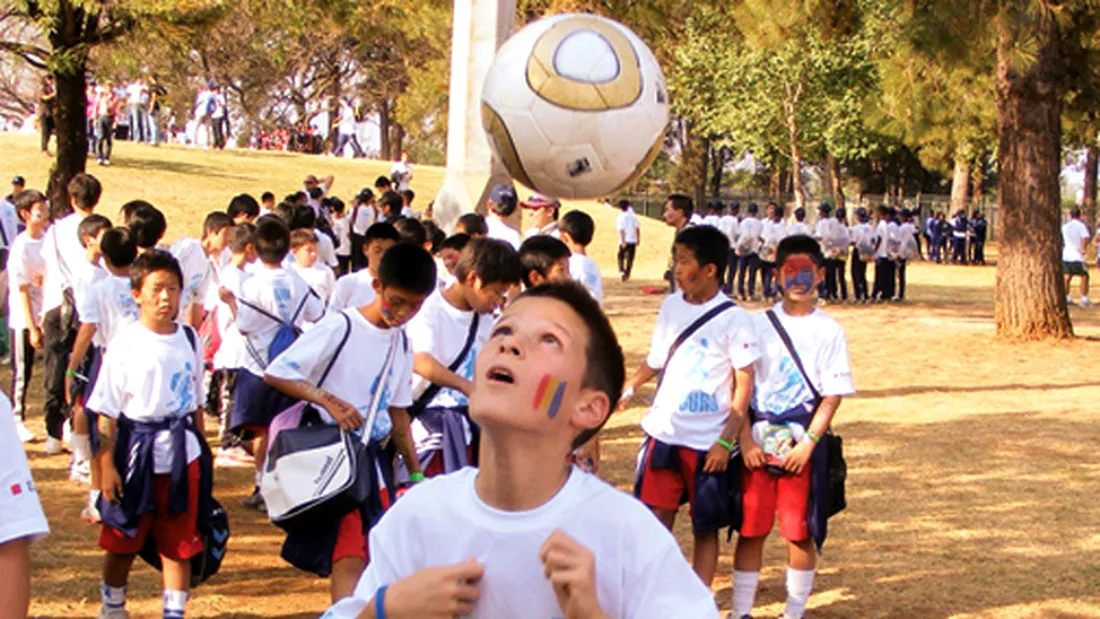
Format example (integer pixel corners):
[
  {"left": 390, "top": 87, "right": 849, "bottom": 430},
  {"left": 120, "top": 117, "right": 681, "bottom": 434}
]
[{"left": 849, "top": 208, "right": 874, "bottom": 303}]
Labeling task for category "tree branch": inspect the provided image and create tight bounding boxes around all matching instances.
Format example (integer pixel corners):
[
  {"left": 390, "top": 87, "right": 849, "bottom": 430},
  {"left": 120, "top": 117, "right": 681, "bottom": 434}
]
[{"left": 0, "top": 40, "right": 48, "bottom": 68}]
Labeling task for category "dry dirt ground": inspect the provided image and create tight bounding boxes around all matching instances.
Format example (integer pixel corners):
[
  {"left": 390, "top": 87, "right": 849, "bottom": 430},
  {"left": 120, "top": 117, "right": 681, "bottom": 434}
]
[{"left": 3, "top": 134, "right": 1100, "bottom": 618}]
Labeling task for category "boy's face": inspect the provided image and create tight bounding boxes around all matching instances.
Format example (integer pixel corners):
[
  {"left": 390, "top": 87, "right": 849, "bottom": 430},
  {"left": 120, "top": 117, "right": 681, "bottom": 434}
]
[
  {"left": 470, "top": 296, "right": 608, "bottom": 449},
  {"left": 294, "top": 243, "right": 318, "bottom": 268},
  {"left": 439, "top": 247, "right": 461, "bottom": 275},
  {"left": 233, "top": 213, "right": 255, "bottom": 225},
  {"left": 133, "top": 269, "right": 181, "bottom": 324},
  {"left": 208, "top": 226, "right": 232, "bottom": 253},
  {"left": 366, "top": 239, "right": 396, "bottom": 276},
  {"left": 545, "top": 256, "right": 572, "bottom": 284},
  {"left": 778, "top": 254, "right": 824, "bottom": 301},
  {"left": 24, "top": 201, "right": 48, "bottom": 226},
  {"left": 372, "top": 281, "right": 428, "bottom": 328},
  {"left": 662, "top": 202, "right": 684, "bottom": 227},
  {"left": 84, "top": 228, "right": 107, "bottom": 258},
  {"left": 464, "top": 274, "right": 509, "bottom": 314},
  {"left": 673, "top": 244, "right": 716, "bottom": 295}
]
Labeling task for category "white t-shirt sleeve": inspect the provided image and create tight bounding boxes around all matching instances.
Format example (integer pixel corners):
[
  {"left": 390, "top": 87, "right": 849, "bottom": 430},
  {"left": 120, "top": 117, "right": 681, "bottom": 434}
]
[
  {"left": 0, "top": 395, "right": 49, "bottom": 545},
  {"left": 323, "top": 523, "right": 405, "bottom": 619},
  {"left": 79, "top": 280, "right": 102, "bottom": 325},
  {"left": 820, "top": 327, "right": 855, "bottom": 397},
  {"left": 645, "top": 302, "right": 672, "bottom": 370},
  {"left": 405, "top": 307, "right": 437, "bottom": 357},
  {"left": 624, "top": 537, "right": 721, "bottom": 619},
  {"left": 390, "top": 344, "right": 414, "bottom": 409},
  {"left": 86, "top": 339, "right": 124, "bottom": 417},
  {"left": 726, "top": 311, "right": 760, "bottom": 370}
]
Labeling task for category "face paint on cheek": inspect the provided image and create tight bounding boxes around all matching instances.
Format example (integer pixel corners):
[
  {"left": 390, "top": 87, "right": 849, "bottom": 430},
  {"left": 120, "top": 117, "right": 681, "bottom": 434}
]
[
  {"left": 781, "top": 256, "right": 817, "bottom": 293},
  {"left": 532, "top": 374, "right": 567, "bottom": 419},
  {"left": 380, "top": 297, "right": 395, "bottom": 320}
]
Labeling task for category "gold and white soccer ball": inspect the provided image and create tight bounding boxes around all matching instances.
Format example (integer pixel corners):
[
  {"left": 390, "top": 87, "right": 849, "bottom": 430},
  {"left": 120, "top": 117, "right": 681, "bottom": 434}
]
[{"left": 481, "top": 14, "right": 670, "bottom": 200}]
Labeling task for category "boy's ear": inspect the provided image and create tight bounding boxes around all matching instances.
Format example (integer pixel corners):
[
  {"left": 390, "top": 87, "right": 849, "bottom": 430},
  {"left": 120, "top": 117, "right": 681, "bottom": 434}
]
[
  {"left": 704, "top": 263, "right": 718, "bottom": 281},
  {"left": 465, "top": 271, "right": 481, "bottom": 289},
  {"left": 570, "top": 386, "right": 611, "bottom": 434},
  {"left": 528, "top": 270, "right": 544, "bottom": 288},
  {"left": 371, "top": 277, "right": 383, "bottom": 294}
]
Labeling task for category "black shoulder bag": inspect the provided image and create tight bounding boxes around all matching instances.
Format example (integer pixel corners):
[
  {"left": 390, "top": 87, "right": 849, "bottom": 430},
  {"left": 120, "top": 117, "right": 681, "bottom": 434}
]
[
  {"left": 765, "top": 310, "right": 847, "bottom": 517},
  {"left": 657, "top": 301, "right": 735, "bottom": 390},
  {"left": 407, "top": 313, "right": 480, "bottom": 417}
]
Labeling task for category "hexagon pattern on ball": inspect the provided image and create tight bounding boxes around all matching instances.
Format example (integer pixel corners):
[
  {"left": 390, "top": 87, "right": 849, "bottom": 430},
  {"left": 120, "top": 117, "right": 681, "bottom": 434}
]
[{"left": 481, "top": 13, "right": 669, "bottom": 200}]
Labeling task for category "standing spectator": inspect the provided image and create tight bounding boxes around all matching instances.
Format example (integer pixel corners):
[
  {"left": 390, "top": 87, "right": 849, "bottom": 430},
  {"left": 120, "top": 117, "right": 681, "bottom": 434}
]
[
  {"left": 662, "top": 194, "right": 695, "bottom": 293},
  {"left": 970, "top": 211, "right": 987, "bottom": 265},
  {"left": 211, "top": 85, "right": 229, "bottom": 149},
  {"left": 85, "top": 82, "right": 97, "bottom": 154},
  {"left": 5, "top": 176, "right": 24, "bottom": 203},
  {"left": 521, "top": 193, "right": 561, "bottom": 239},
  {"left": 950, "top": 209, "right": 969, "bottom": 264},
  {"left": 124, "top": 77, "right": 147, "bottom": 142},
  {"left": 93, "top": 83, "right": 119, "bottom": 166},
  {"left": 1062, "top": 207, "right": 1091, "bottom": 307},
  {"left": 485, "top": 184, "right": 521, "bottom": 250},
  {"left": 333, "top": 99, "right": 365, "bottom": 158},
  {"left": 37, "top": 75, "right": 56, "bottom": 155},
  {"left": 390, "top": 151, "right": 414, "bottom": 191},
  {"left": 616, "top": 199, "right": 641, "bottom": 281},
  {"left": 193, "top": 83, "right": 215, "bottom": 148}
]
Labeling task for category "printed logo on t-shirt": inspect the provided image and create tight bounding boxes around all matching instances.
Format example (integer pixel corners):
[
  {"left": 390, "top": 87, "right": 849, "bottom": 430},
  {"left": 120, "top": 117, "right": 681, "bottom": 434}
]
[
  {"left": 440, "top": 344, "right": 479, "bottom": 406},
  {"left": 362, "top": 366, "right": 396, "bottom": 441},
  {"left": 168, "top": 362, "right": 197, "bottom": 414},
  {"left": 756, "top": 356, "right": 812, "bottom": 415},
  {"left": 274, "top": 285, "right": 291, "bottom": 317}
]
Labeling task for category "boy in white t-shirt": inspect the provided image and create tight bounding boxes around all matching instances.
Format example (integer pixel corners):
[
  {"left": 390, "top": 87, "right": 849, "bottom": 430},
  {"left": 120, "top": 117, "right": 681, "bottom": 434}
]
[
  {"left": 264, "top": 243, "right": 432, "bottom": 601},
  {"left": 227, "top": 193, "right": 261, "bottom": 226},
  {"left": 70, "top": 214, "right": 112, "bottom": 314},
  {"left": 1062, "top": 207, "right": 1092, "bottom": 306},
  {"left": 404, "top": 237, "right": 521, "bottom": 479},
  {"left": 848, "top": 208, "right": 874, "bottom": 302},
  {"left": 330, "top": 197, "right": 352, "bottom": 275},
  {"left": 7, "top": 191, "right": 49, "bottom": 443},
  {"left": 787, "top": 207, "right": 812, "bottom": 237},
  {"left": 0, "top": 393, "right": 50, "bottom": 618},
  {"left": 290, "top": 229, "right": 336, "bottom": 302},
  {"left": 87, "top": 249, "right": 211, "bottom": 619},
  {"left": 621, "top": 225, "right": 759, "bottom": 587},
  {"left": 518, "top": 235, "right": 572, "bottom": 289},
  {"left": 324, "top": 281, "right": 720, "bottom": 619},
  {"left": 720, "top": 202, "right": 741, "bottom": 295},
  {"left": 329, "top": 222, "right": 399, "bottom": 311},
  {"left": 223, "top": 216, "right": 325, "bottom": 511},
  {"left": 615, "top": 199, "right": 641, "bottom": 281},
  {"left": 170, "top": 211, "right": 232, "bottom": 327},
  {"left": 733, "top": 235, "right": 855, "bottom": 619},
  {"left": 559, "top": 210, "right": 603, "bottom": 306}
]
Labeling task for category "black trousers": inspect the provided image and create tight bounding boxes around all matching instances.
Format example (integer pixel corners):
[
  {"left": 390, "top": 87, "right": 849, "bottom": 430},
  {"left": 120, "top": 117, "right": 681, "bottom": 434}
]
[
  {"left": 738, "top": 254, "right": 760, "bottom": 299},
  {"left": 972, "top": 240, "right": 985, "bottom": 264},
  {"left": 9, "top": 329, "right": 35, "bottom": 421},
  {"left": 40, "top": 115, "right": 54, "bottom": 152},
  {"left": 618, "top": 243, "right": 637, "bottom": 280},
  {"left": 852, "top": 258, "right": 869, "bottom": 300},
  {"left": 760, "top": 260, "right": 778, "bottom": 299},
  {"left": 873, "top": 258, "right": 896, "bottom": 300},
  {"left": 896, "top": 259, "right": 908, "bottom": 300},
  {"left": 42, "top": 306, "right": 74, "bottom": 439},
  {"left": 951, "top": 237, "right": 967, "bottom": 264},
  {"left": 724, "top": 250, "right": 740, "bottom": 294}
]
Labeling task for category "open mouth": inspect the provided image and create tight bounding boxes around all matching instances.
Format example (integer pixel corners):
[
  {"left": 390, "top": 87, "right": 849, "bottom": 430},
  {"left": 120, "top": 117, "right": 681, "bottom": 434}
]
[{"left": 486, "top": 366, "right": 515, "bottom": 384}]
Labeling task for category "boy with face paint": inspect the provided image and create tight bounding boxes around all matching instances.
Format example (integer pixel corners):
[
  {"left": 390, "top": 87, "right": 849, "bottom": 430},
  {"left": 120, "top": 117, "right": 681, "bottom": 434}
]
[
  {"left": 732, "top": 234, "right": 855, "bottom": 619},
  {"left": 403, "top": 238, "right": 522, "bottom": 480},
  {"left": 622, "top": 226, "right": 759, "bottom": 587},
  {"left": 264, "top": 243, "right": 434, "bottom": 602},
  {"left": 324, "top": 281, "right": 720, "bottom": 619}
]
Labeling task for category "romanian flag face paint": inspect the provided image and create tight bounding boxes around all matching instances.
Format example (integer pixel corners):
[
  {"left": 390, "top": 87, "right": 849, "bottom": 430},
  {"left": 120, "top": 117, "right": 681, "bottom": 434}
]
[{"left": 533, "top": 375, "right": 567, "bottom": 419}]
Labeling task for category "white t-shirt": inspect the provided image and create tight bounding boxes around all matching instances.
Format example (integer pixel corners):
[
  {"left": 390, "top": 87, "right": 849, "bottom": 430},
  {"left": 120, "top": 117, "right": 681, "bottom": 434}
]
[
  {"left": 689, "top": 212, "right": 704, "bottom": 225},
  {"left": 329, "top": 269, "right": 376, "bottom": 311},
  {"left": 316, "top": 231, "right": 339, "bottom": 268},
  {"left": 406, "top": 289, "right": 494, "bottom": 409},
  {"left": 293, "top": 263, "right": 335, "bottom": 303},
  {"left": 350, "top": 204, "right": 377, "bottom": 236},
  {"left": 86, "top": 322, "right": 205, "bottom": 474},
  {"left": 751, "top": 304, "right": 855, "bottom": 420},
  {"left": 569, "top": 253, "right": 604, "bottom": 306},
  {"left": 170, "top": 238, "right": 214, "bottom": 322},
  {"left": 702, "top": 214, "right": 720, "bottom": 228},
  {"left": 41, "top": 213, "right": 87, "bottom": 313},
  {"left": 616, "top": 209, "right": 641, "bottom": 244},
  {"left": 210, "top": 264, "right": 251, "bottom": 371},
  {"left": 390, "top": 161, "right": 413, "bottom": 192},
  {"left": 718, "top": 215, "right": 740, "bottom": 245},
  {"left": 333, "top": 217, "right": 351, "bottom": 257},
  {"left": 7, "top": 231, "right": 46, "bottom": 330},
  {"left": 874, "top": 221, "right": 900, "bottom": 259},
  {"left": 338, "top": 105, "right": 357, "bottom": 135},
  {"left": 266, "top": 309, "right": 413, "bottom": 443},
  {"left": 71, "top": 260, "right": 107, "bottom": 314},
  {"left": 1062, "top": 219, "right": 1090, "bottom": 262},
  {"left": 236, "top": 266, "right": 325, "bottom": 375},
  {"left": 325, "top": 468, "right": 720, "bottom": 619},
  {"left": 786, "top": 221, "right": 811, "bottom": 237},
  {"left": 642, "top": 293, "right": 760, "bottom": 451},
  {"left": 78, "top": 274, "right": 139, "bottom": 348},
  {"left": 761, "top": 219, "right": 787, "bottom": 247},
  {"left": 737, "top": 217, "right": 763, "bottom": 253},
  {"left": 0, "top": 394, "right": 49, "bottom": 545},
  {"left": 486, "top": 216, "right": 522, "bottom": 250},
  {"left": 850, "top": 222, "right": 873, "bottom": 251}
]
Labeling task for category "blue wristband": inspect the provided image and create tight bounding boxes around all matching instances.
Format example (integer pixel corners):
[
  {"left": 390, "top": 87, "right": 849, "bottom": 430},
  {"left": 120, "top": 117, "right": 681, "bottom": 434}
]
[{"left": 375, "top": 585, "right": 389, "bottom": 619}]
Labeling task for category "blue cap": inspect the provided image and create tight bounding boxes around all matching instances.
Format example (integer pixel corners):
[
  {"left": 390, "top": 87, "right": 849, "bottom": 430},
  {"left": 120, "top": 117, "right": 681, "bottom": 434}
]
[
  {"left": 11, "top": 175, "right": 24, "bottom": 185},
  {"left": 489, "top": 184, "right": 517, "bottom": 210}
]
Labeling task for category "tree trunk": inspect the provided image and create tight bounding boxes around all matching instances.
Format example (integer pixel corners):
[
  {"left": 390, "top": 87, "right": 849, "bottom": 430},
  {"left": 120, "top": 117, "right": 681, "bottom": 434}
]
[
  {"left": 1083, "top": 144, "right": 1098, "bottom": 228},
  {"left": 828, "top": 153, "right": 845, "bottom": 209},
  {"left": 695, "top": 135, "right": 709, "bottom": 207},
  {"left": 950, "top": 155, "right": 970, "bottom": 215},
  {"left": 379, "top": 98, "right": 391, "bottom": 161},
  {"left": 993, "top": 0, "right": 1072, "bottom": 339},
  {"left": 710, "top": 145, "right": 724, "bottom": 199},
  {"left": 391, "top": 122, "right": 405, "bottom": 161},
  {"left": 46, "top": 69, "right": 87, "bottom": 218}
]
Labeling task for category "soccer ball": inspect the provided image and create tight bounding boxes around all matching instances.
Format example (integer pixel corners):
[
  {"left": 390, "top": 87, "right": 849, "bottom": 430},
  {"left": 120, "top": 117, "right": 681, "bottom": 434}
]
[{"left": 481, "top": 14, "right": 669, "bottom": 200}]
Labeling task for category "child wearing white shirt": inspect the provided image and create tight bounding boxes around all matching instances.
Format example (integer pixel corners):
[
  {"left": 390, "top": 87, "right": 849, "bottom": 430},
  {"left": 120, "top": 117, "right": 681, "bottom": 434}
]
[
  {"left": 290, "top": 229, "right": 336, "bottom": 302},
  {"left": 7, "top": 192, "right": 49, "bottom": 443},
  {"left": 622, "top": 226, "right": 758, "bottom": 587},
  {"left": 733, "top": 235, "right": 855, "bottom": 619},
  {"left": 559, "top": 210, "right": 604, "bottom": 306},
  {"left": 736, "top": 203, "right": 764, "bottom": 300},
  {"left": 329, "top": 222, "right": 398, "bottom": 311},
  {"left": 330, "top": 198, "right": 352, "bottom": 275},
  {"left": 87, "top": 249, "right": 210, "bottom": 619},
  {"left": 324, "top": 281, "right": 720, "bottom": 619},
  {"left": 170, "top": 211, "right": 232, "bottom": 327},
  {"left": 264, "top": 243, "right": 431, "bottom": 601},
  {"left": 849, "top": 208, "right": 874, "bottom": 302}
]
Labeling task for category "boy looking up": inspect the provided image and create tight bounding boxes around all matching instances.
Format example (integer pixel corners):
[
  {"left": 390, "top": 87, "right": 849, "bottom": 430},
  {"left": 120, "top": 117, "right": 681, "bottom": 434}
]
[
  {"left": 324, "top": 282, "right": 720, "bottom": 619},
  {"left": 519, "top": 235, "right": 572, "bottom": 289},
  {"left": 622, "top": 225, "right": 758, "bottom": 586},
  {"left": 8, "top": 191, "right": 49, "bottom": 443},
  {"left": 329, "top": 223, "right": 399, "bottom": 311},
  {"left": 404, "top": 238, "right": 522, "bottom": 478},
  {"left": 733, "top": 234, "right": 854, "bottom": 619},
  {"left": 88, "top": 250, "right": 210, "bottom": 619},
  {"left": 559, "top": 210, "right": 603, "bottom": 306},
  {"left": 264, "top": 244, "right": 433, "bottom": 601}
]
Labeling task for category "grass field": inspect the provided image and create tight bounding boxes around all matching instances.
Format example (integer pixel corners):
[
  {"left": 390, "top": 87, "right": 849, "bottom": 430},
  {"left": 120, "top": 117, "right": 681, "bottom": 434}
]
[{"left": 3, "top": 133, "right": 1100, "bottom": 618}]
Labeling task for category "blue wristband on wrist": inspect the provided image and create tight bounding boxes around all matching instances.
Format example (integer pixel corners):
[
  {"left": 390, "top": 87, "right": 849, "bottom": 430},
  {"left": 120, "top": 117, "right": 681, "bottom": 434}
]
[{"left": 375, "top": 585, "right": 389, "bottom": 619}]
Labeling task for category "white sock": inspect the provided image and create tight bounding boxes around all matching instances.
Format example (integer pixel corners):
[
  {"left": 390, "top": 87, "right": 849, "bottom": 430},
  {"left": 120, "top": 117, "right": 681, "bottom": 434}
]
[
  {"left": 1083, "top": 296, "right": 1091, "bottom": 303},
  {"left": 254, "top": 468, "right": 263, "bottom": 489},
  {"left": 784, "top": 567, "right": 815, "bottom": 618},
  {"left": 732, "top": 570, "right": 760, "bottom": 617},
  {"left": 162, "top": 589, "right": 189, "bottom": 619},
  {"left": 70, "top": 433, "right": 92, "bottom": 461},
  {"left": 101, "top": 583, "right": 126, "bottom": 610}
]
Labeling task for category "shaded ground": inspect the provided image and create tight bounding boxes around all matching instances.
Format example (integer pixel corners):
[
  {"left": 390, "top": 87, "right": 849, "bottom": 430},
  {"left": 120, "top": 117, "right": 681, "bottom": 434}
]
[{"left": 4, "top": 135, "right": 1100, "bottom": 618}]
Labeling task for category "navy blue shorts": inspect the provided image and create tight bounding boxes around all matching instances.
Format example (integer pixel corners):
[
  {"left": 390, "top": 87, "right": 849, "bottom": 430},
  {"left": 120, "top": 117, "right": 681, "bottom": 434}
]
[
  {"left": 230, "top": 370, "right": 296, "bottom": 434},
  {"left": 82, "top": 346, "right": 104, "bottom": 401}
]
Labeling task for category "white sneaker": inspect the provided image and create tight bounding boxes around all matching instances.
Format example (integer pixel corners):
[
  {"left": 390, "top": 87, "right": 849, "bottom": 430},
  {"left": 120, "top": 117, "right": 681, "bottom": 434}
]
[
  {"left": 70, "top": 457, "right": 91, "bottom": 484},
  {"left": 14, "top": 420, "right": 35, "bottom": 443},
  {"left": 1081, "top": 298, "right": 1094, "bottom": 307},
  {"left": 44, "top": 436, "right": 64, "bottom": 455},
  {"left": 98, "top": 607, "right": 129, "bottom": 619}
]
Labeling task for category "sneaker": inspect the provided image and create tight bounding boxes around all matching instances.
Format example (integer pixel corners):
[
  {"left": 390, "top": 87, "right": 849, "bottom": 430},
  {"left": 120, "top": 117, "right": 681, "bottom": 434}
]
[
  {"left": 14, "top": 420, "right": 35, "bottom": 443},
  {"left": 243, "top": 489, "right": 266, "bottom": 512},
  {"left": 1081, "top": 298, "right": 1094, "bottom": 307},
  {"left": 102, "top": 159, "right": 111, "bottom": 166},
  {"left": 44, "top": 436, "right": 64, "bottom": 455},
  {"left": 98, "top": 607, "right": 129, "bottom": 619},
  {"left": 69, "top": 457, "right": 91, "bottom": 484}
]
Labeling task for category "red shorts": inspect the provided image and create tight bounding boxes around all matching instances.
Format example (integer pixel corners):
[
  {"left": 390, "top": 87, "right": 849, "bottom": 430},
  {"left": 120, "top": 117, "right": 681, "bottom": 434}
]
[
  {"left": 99, "top": 461, "right": 204, "bottom": 561},
  {"left": 634, "top": 436, "right": 702, "bottom": 514},
  {"left": 331, "top": 488, "right": 392, "bottom": 565},
  {"left": 740, "top": 463, "right": 812, "bottom": 541}
]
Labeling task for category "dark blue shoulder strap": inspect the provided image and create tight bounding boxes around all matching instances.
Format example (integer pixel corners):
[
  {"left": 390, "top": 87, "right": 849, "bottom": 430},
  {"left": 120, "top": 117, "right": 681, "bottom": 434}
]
[
  {"left": 317, "top": 312, "right": 353, "bottom": 388},
  {"left": 657, "top": 300, "right": 735, "bottom": 390}
]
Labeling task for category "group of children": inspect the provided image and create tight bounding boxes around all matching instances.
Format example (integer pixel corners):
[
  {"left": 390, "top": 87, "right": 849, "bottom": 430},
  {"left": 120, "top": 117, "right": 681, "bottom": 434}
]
[
  {"left": 688, "top": 199, "right": 923, "bottom": 304},
  {"left": 2, "top": 176, "right": 854, "bottom": 619}
]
